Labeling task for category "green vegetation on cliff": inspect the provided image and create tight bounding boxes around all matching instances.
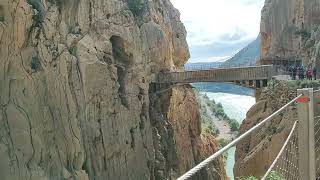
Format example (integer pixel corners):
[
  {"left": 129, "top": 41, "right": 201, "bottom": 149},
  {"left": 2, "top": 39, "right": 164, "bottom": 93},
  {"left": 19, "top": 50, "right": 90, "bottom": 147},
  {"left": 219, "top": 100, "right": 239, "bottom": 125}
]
[
  {"left": 127, "top": 0, "right": 145, "bottom": 15},
  {"left": 213, "top": 102, "right": 240, "bottom": 131},
  {"left": 239, "top": 171, "right": 284, "bottom": 180},
  {"left": 195, "top": 91, "right": 240, "bottom": 136}
]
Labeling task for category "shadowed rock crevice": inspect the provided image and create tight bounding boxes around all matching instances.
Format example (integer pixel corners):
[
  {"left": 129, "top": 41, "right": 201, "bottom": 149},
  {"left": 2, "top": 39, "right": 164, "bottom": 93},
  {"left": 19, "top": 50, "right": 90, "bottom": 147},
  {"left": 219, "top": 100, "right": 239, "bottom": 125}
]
[
  {"left": 27, "top": 0, "right": 46, "bottom": 23},
  {"left": 111, "top": 36, "right": 132, "bottom": 108},
  {"left": 0, "top": 5, "right": 4, "bottom": 22}
]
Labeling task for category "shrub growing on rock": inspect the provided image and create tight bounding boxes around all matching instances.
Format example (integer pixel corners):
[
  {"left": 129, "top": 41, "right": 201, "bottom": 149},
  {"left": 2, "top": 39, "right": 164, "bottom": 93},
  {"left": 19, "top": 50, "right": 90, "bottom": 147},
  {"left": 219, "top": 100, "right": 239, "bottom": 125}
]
[
  {"left": 127, "top": 0, "right": 145, "bottom": 15},
  {"left": 229, "top": 120, "right": 240, "bottom": 131},
  {"left": 295, "top": 30, "right": 311, "bottom": 39},
  {"left": 30, "top": 56, "right": 42, "bottom": 71}
]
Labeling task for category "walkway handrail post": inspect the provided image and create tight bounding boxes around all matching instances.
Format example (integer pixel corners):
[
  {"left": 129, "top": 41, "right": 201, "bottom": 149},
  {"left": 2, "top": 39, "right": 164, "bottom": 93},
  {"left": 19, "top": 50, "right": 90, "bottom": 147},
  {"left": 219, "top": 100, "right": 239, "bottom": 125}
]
[{"left": 297, "top": 88, "right": 316, "bottom": 180}]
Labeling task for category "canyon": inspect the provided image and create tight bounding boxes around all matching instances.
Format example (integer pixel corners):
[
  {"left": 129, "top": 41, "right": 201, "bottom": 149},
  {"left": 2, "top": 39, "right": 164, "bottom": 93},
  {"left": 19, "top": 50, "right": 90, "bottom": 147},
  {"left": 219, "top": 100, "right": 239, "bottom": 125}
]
[{"left": 2, "top": 0, "right": 320, "bottom": 179}]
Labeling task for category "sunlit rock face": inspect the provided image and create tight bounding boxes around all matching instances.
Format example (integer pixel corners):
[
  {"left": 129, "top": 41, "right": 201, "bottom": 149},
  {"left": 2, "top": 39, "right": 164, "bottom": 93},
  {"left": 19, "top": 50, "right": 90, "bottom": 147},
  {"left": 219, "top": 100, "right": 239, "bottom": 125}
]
[
  {"left": 0, "top": 0, "right": 227, "bottom": 180},
  {"left": 235, "top": 0, "right": 320, "bottom": 177},
  {"left": 260, "top": 0, "right": 320, "bottom": 66},
  {"left": 234, "top": 82, "right": 298, "bottom": 178},
  {"left": 150, "top": 85, "right": 227, "bottom": 180}
]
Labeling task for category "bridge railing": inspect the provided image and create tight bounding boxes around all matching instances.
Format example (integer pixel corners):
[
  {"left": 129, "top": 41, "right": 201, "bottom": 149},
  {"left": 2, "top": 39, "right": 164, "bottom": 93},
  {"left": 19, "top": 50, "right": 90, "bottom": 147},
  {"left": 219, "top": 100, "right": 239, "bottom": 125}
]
[
  {"left": 178, "top": 88, "right": 320, "bottom": 180},
  {"left": 184, "top": 62, "right": 257, "bottom": 71},
  {"left": 157, "top": 65, "right": 282, "bottom": 84}
]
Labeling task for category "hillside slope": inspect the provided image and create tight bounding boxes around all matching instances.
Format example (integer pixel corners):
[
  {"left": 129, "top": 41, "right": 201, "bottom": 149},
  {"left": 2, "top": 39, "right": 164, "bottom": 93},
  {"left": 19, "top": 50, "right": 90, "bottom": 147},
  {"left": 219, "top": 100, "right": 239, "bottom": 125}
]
[{"left": 223, "top": 36, "right": 261, "bottom": 67}]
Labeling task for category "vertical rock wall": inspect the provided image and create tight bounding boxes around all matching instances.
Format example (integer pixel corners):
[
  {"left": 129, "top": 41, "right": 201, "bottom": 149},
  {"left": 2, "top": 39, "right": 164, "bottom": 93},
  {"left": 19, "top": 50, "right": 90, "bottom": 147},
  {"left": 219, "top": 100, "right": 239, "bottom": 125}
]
[
  {"left": 235, "top": 0, "right": 320, "bottom": 177},
  {"left": 234, "top": 82, "right": 298, "bottom": 178},
  {"left": 0, "top": 0, "right": 225, "bottom": 180},
  {"left": 150, "top": 85, "right": 227, "bottom": 180},
  {"left": 261, "top": 0, "right": 320, "bottom": 65}
]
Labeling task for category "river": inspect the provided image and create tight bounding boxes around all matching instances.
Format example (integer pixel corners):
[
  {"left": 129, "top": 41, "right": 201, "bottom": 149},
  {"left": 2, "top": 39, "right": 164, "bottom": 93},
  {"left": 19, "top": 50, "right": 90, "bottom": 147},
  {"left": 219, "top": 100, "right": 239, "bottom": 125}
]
[{"left": 193, "top": 83, "right": 256, "bottom": 180}]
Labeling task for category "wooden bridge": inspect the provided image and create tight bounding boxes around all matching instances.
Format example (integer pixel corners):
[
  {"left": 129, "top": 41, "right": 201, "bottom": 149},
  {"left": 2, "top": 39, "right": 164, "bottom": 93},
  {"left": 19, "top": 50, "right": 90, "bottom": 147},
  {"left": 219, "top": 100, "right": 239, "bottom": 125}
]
[{"left": 155, "top": 65, "right": 288, "bottom": 89}]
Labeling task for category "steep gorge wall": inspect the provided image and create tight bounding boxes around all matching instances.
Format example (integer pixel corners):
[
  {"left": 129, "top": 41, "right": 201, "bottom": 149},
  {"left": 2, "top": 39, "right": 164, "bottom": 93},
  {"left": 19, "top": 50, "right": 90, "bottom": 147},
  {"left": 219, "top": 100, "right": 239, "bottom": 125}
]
[
  {"left": 234, "top": 82, "right": 298, "bottom": 178},
  {"left": 0, "top": 0, "right": 224, "bottom": 180},
  {"left": 234, "top": 0, "right": 320, "bottom": 177},
  {"left": 150, "top": 85, "right": 227, "bottom": 180},
  {"left": 261, "top": 0, "right": 320, "bottom": 66}
]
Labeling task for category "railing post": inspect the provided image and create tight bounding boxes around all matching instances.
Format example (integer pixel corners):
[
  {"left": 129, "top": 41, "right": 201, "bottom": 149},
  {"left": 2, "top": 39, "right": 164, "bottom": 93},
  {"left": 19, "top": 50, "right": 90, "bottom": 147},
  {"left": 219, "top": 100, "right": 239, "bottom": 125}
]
[{"left": 297, "top": 88, "right": 316, "bottom": 180}]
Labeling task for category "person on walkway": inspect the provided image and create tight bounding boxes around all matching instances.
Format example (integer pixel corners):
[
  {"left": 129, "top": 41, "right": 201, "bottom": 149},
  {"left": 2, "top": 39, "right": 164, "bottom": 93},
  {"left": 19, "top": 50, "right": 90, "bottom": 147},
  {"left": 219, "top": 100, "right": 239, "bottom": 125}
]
[
  {"left": 313, "top": 66, "right": 317, "bottom": 80},
  {"left": 307, "top": 67, "right": 313, "bottom": 80},
  {"left": 292, "top": 65, "right": 297, "bottom": 80},
  {"left": 297, "top": 66, "right": 302, "bottom": 80},
  {"left": 301, "top": 65, "right": 306, "bottom": 80}
]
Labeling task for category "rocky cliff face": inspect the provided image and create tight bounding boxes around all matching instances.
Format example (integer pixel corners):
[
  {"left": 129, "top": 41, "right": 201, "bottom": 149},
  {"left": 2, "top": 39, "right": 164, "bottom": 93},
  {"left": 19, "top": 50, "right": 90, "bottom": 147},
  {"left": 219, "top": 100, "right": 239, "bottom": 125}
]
[
  {"left": 234, "top": 0, "right": 320, "bottom": 177},
  {"left": 150, "top": 85, "right": 227, "bottom": 180},
  {"left": 260, "top": 0, "right": 320, "bottom": 66},
  {"left": 0, "top": 0, "right": 225, "bottom": 179},
  {"left": 234, "top": 82, "right": 298, "bottom": 178}
]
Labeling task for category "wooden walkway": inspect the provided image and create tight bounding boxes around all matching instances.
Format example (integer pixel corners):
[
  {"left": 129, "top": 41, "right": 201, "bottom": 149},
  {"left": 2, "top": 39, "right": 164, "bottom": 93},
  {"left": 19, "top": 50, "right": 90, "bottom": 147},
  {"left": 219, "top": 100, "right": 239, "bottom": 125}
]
[{"left": 156, "top": 65, "right": 286, "bottom": 88}]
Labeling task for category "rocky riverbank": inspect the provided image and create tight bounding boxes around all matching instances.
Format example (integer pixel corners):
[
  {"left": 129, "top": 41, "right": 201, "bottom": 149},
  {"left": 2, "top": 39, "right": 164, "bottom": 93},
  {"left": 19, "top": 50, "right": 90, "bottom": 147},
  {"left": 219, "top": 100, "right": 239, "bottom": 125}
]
[{"left": 196, "top": 92, "right": 239, "bottom": 142}]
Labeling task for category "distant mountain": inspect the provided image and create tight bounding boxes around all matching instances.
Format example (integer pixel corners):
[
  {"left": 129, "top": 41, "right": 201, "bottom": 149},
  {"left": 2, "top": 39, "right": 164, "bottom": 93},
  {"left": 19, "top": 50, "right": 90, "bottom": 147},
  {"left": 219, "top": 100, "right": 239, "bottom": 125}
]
[
  {"left": 222, "top": 36, "right": 261, "bottom": 67},
  {"left": 184, "top": 62, "right": 223, "bottom": 70}
]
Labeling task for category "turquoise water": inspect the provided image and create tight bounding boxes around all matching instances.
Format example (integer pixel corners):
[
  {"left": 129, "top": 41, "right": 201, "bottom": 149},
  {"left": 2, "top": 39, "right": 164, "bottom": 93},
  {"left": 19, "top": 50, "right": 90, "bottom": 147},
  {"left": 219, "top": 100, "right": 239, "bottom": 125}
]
[
  {"left": 205, "top": 92, "right": 256, "bottom": 124},
  {"left": 202, "top": 92, "right": 256, "bottom": 180}
]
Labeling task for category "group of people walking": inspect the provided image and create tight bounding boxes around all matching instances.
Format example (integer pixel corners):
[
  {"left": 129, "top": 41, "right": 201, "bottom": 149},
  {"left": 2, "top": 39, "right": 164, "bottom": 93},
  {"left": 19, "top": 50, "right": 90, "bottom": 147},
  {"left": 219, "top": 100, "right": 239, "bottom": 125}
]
[{"left": 289, "top": 65, "right": 317, "bottom": 80}]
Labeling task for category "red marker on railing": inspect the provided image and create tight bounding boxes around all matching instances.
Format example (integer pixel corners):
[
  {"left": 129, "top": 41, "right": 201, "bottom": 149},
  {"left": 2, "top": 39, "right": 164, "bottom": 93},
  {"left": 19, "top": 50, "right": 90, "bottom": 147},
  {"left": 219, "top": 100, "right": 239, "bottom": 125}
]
[{"left": 296, "top": 97, "right": 310, "bottom": 103}]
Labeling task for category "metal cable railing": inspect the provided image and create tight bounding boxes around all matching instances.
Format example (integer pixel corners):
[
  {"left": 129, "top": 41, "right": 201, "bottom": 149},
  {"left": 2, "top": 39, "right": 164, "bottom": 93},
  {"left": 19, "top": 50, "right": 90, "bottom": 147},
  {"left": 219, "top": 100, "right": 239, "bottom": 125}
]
[
  {"left": 177, "top": 95, "right": 302, "bottom": 180},
  {"left": 262, "top": 121, "right": 299, "bottom": 180},
  {"left": 314, "top": 116, "right": 320, "bottom": 177}
]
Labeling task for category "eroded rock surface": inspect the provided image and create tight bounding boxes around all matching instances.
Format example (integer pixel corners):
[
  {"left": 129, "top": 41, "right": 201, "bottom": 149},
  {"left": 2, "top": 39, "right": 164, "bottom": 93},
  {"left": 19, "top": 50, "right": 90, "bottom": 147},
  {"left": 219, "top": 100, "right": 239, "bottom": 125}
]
[
  {"left": 0, "top": 0, "right": 224, "bottom": 180},
  {"left": 150, "top": 85, "right": 227, "bottom": 180},
  {"left": 235, "top": 0, "right": 320, "bottom": 177},
  {"left": 234, "top": 82, "right": 298, "bottom": 178},
  {"left": 260, "top": 0, "right": 320, "bottom": 66}
]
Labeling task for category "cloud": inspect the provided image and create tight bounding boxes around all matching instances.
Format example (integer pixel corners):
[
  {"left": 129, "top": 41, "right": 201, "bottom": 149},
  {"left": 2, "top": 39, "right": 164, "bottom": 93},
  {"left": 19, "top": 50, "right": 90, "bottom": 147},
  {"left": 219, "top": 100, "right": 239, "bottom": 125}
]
[
  {"left": 170, "top": 0, "right": 265, "bottom": 63},
  {"left": 189, "top": 39, "right": 252, "bottom": 63}
]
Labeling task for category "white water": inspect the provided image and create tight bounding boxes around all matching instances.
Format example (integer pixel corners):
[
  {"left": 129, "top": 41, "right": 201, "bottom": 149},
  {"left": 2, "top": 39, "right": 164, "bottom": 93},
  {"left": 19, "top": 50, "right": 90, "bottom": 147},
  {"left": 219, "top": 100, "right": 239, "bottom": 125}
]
[{"left": 203, "top": 92, "right": 256, "bottom": 180}]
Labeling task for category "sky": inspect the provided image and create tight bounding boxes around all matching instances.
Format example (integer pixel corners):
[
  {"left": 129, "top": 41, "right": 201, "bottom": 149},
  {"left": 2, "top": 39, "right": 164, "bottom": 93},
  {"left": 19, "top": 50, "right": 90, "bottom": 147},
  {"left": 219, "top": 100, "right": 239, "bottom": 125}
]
[{"left": 170, "top": 0, "right": 265, "bottom": 63}]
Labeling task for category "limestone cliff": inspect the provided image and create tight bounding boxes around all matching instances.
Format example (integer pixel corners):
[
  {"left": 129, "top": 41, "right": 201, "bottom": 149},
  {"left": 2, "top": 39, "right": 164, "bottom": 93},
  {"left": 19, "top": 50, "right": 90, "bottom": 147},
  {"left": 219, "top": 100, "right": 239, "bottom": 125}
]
[
  {"left": 0, "top": 0, "right": 225, "bottom": 179},
  {"left": 234, "top": 82, "right": 298, "bottom": 178},
  {"left": 234, "top": 0, "right": 320, "bottom": 177},
  {"left": 150, "top": 85, "right": 227, "bottom": 180},
  {"left": 260, "top": 0, "right": 320, "bottom": 66}
]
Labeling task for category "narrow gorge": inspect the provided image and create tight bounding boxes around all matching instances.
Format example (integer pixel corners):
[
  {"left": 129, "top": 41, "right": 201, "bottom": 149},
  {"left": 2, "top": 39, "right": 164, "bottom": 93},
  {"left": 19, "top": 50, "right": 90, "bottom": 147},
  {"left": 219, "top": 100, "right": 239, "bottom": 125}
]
[{"left": 1, "top": 0, "right": 320, "bottom": 179}]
